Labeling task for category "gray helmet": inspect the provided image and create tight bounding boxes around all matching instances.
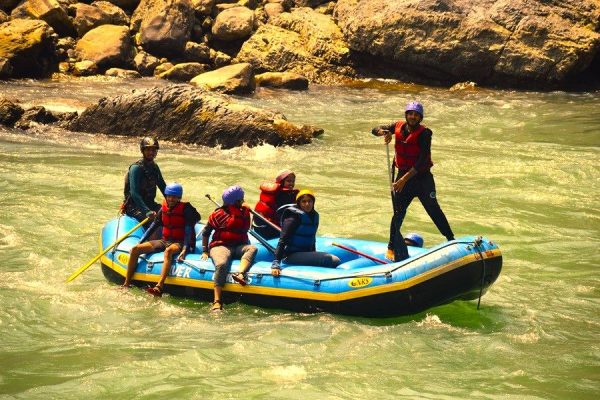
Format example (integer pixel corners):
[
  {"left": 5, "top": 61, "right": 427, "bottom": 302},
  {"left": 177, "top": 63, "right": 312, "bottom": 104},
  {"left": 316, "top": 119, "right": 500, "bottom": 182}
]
[{"left": 140, "top": 136, "right": 159, "bottom": 151}]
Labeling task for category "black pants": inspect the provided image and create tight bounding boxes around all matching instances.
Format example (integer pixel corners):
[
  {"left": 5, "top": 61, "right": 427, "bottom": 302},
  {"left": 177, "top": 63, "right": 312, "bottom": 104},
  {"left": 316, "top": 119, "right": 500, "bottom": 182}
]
[{"left": 389, "top": 171, "right": 454, "bottom": 255}]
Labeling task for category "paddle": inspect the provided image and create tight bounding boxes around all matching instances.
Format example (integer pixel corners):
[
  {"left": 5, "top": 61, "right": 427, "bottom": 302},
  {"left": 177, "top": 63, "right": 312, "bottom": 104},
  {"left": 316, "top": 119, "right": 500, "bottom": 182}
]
[
  {"left": 205, "top": 194, "right": 275, "bottom": 254},
  {"left": 66, "top": 217, "right": 149, "bottom": 283},
  {"left": 249, "top": 208, "right": 281, "bottom": 232},
  {"left": 386, "top": 142, "right": 408, "bottom": 262},
  {"left": 331, "top": 242, "right": 387, "bottom": 265}
]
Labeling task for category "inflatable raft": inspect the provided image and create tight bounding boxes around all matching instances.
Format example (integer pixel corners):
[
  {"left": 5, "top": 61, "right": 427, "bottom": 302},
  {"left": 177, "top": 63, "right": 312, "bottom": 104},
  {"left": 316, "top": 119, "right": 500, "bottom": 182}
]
[{"left": 100, "top": 216, "right": 502, "bottom": 317}]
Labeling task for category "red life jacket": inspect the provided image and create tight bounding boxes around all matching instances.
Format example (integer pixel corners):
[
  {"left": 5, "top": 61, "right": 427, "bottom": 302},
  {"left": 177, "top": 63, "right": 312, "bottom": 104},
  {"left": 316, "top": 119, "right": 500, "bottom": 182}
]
[
  {"left": 208, "top": 205, "right": 251, "bottom": 248},
  {"left": 161, "top": 200, "right": 186, "bottom": 242},
  {"left": 394, "top": 121, "right": 433, "bottom": 172},
  {"left": 254, "top": 182, "right": 298, "bottom": 223}
]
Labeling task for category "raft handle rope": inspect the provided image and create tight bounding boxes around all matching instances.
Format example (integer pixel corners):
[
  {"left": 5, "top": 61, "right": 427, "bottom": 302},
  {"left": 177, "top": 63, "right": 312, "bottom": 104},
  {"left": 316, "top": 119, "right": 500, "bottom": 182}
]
[{"left": 472, "top": 236, "right": 487, "bottom": 310}]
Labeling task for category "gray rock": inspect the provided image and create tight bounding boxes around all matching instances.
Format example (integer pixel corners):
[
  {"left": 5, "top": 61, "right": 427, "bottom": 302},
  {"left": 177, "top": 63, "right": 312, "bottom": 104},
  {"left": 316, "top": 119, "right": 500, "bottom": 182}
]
[
  {"left": 0, "top": 18, "right": 58, "bottom": 79},
  {"left": 191, "top": 0, "right": 214, "bottom": 16},
  {"left": 26, "top": 0, "right": 76, "bottom": 37},
  {"left": 66, "top": 84, "right": 323, "bottom": 148},
  {"left": 235, "top": 7, "right": 353, "bottom": 83},
  {"left": 15, "top": 106, "right": 59, "bottom": 130},
  {"left": 255, "top": 71, "right": 308, "bottom": 90},
  {"left": 0, "top": 97, "right": 24, "bottom": 127},
  {"left": 334, "top": 0, "right": 600, "bottom": 88},
  {"left": 131, "top": 0, "right": 195, "bottom": 58},
  {"left": 72, "top": 2, "right": 128, "bottom": 37},
  {"left": 75, "top": 24, "right": 135, "bottom": 70},
  {"left": 211, "top": 6, "right": 254, "bottom": 41},
  {"left": 156, "top": 62, "right": 209, "bottom": 81},
  {"left": 190, "top": 62, "right": 255, "bottom": 94},
  {"left": 105, "top": 67, "right": 142, "bottom": 78},
  {"left": 133, "top": 50, "right": 160, "bottom": 75},
  {"left": 184, "top": 41, "right": 211, "bottom": 63}
]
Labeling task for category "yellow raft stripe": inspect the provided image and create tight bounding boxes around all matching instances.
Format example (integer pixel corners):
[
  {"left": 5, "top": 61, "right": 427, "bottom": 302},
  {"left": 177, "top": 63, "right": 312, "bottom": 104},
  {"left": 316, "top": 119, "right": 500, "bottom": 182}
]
[{"left": 100, "top": 248, "right": 501, "bottom": 302}]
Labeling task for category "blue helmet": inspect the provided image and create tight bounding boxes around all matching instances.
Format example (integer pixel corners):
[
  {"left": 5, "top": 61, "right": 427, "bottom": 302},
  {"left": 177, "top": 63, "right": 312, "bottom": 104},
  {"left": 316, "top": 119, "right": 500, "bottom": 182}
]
[
  {"left": 222, "top": 185, "right": 244, "bottom": 205},
  {"left": 405, "top": 101, "right": 424, "bottom": 118},
  {"left": 405, "top": 232, "right": 424, "bottom": 247},
  {"left": 165, "top": 182, "right": 183, "bottom": 197}
]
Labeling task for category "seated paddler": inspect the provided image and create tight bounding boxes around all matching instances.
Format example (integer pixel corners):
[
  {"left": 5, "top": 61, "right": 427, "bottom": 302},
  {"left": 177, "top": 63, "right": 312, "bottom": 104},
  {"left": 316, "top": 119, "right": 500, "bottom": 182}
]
[
  {"left": 252, "top": 169, "right": 299, "bottom": 240},
  {"left": 122, "top": 183, "right": 201, "bottom": 296},
  {"left": 271, "top": 189, "right": 341, "bottom": 277},
  {"left": 202, "top": 185, "right": 258, "bottom": 312}
]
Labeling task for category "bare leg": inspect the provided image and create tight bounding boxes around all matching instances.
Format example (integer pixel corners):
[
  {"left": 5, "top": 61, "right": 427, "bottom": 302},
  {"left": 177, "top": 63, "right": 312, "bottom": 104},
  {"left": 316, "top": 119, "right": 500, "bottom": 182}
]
[
  {"left": 156, "top": 243, "right": 182, "bottom": 290},
  {"left": 123, "top": 242, "right": 155, "bottom": 286}
]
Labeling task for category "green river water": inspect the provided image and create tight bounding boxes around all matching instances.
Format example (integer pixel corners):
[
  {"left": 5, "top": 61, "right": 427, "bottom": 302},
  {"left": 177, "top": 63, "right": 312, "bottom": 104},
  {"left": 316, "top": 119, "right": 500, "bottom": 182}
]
[{"left": 0, "top": 78, "right": 598, "bottom": 399}]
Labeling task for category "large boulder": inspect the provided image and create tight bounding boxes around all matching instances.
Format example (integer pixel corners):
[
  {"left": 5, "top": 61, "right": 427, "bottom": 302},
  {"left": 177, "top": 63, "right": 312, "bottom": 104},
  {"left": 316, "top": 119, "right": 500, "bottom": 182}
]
[
  {"left": 334, "top": 0, "right": 600, "bottom": 88},
  {"left": 66, "top": 84, "right": 323, "bottom": 148},
  {"left": 72, "top": 2, "right": 129, "bottom": 37},
  {"left": 0, "top": 18, "right": 58, "bottom": 79},
  {"left": 26, "top": 0, "right": 76, "bottom": 37},
  {"left": 211, "top": 6, "right": 254, "bottom": 41},
  {"left": 190, "top": 62, "right": 255, "bottom": 94},
  {"left": 75, "top": 24, "right": 135, "bottom": 70},
  {"left": 131, "top": 0, "right": 195, "bottom": 58},
  {"left": 235, "top": 7, "right": 353, "bottom": 83}
]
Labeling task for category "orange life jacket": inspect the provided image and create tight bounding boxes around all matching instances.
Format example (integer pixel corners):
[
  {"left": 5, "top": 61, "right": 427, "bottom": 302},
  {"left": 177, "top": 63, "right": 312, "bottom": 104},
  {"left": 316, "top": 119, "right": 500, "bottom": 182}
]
[
  {"left": 394, "top": 121, "right": 433, "bottom": 172},
  {"left": 161, "top": 200, "right": 186, "bottom": 242},
  {"left": 208, "top": 205, "right": 251, "bottom": 248},
  {"left": 254, "top": 182, "right": 298, "bottom": 223}
]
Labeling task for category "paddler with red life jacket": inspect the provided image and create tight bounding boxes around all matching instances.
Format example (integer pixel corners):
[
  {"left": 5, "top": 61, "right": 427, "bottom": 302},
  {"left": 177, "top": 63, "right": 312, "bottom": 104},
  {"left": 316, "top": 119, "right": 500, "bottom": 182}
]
[
  {"left": 372, "top": 101, "right": 454, "bottom": 262},
  {"left": 252, "top": 169, "right": 299, "bottom": 239},
  {"left": 122, "top": 183, "right": 201, "bottom": 296},
  {"left": 270, "top": 189, "right": 340, "bottom": 277},
  {"left": 201, "top": 185, "right": 258, "bottom": 312},
  {"left": 122, "top": 136, "right": 166, "bottom": 227}
]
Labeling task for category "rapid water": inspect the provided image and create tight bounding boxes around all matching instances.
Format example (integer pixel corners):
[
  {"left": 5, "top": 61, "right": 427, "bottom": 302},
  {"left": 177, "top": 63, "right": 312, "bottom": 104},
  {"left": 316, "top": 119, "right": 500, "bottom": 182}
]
[{"left": 0, "top": 78, "right": 598, "bottom": 399}]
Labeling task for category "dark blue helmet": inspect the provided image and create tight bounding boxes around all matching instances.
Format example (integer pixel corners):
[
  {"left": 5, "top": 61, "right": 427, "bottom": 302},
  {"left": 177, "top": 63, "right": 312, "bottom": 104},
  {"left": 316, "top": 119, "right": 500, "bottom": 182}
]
[
  {"left": 165, "top": 182, "right": 183, "bottom": 197},
  {"left": 405, "top": 232, "right": 424, "bottom": 247}
]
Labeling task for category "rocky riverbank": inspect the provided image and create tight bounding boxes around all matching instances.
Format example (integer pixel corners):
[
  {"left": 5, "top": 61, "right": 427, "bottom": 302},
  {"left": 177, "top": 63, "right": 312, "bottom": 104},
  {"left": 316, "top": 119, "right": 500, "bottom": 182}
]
[{"left": 1, "top": 0, "right": 598, "bottom": 90}]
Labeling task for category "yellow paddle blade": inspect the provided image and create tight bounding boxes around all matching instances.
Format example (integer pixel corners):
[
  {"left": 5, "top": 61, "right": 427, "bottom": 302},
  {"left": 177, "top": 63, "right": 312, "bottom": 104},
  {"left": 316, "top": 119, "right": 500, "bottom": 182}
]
[{"left": 66, "top": 217, "right": 149, "bottom": 283}]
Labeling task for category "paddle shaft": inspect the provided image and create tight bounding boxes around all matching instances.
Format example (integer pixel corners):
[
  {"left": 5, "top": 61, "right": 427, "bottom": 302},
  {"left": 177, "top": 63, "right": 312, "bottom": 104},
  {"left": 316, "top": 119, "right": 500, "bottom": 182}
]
[
  {"left": 249, "top": 208, "right": 281, "bottom": 232},
  {"left": 332, "top": 242, "right": 387, "bottom": 265},
  {"left": 67, "top": 217, "right": 149, "bottom": 282},
  {"left": 205, "top": 194, "right": 275, "bottom": 254}
]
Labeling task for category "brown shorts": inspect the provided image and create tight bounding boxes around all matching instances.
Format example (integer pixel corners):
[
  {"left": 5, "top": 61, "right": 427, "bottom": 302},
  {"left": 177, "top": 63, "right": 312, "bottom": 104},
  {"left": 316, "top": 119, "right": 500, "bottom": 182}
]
[{"left": 147, "top": 240, "right": 182, "bottom": 252}]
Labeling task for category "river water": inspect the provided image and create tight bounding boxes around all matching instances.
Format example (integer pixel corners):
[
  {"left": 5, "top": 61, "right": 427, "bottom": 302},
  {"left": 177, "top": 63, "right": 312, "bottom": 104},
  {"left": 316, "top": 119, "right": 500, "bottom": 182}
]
[{"left": 0, "top": 78, "right": 598, "bottom": 399}]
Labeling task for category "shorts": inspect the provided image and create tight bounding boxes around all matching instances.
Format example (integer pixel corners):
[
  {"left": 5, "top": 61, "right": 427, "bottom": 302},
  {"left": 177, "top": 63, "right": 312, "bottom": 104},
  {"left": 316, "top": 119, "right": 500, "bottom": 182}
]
[{"left": 147, "top": 239, "right": 182, "bottom": 252}]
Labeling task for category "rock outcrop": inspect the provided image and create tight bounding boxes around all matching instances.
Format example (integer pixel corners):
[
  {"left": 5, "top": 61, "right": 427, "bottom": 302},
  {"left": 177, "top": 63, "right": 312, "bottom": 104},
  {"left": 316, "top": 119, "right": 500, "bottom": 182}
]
[
  {"left": 236, "top": 7, "right": 353, "bottom": 83},
  {"left": 66, "top": 84, "right": 323, "bottom": 148},
  {"left": 334, "top": 0, "right": 600, "bottom": 88}
]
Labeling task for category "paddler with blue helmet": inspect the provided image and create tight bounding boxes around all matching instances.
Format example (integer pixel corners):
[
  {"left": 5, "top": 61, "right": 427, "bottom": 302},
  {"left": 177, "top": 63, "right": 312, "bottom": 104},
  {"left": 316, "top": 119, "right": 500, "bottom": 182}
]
[
  {"left": 201, "top": 185, "right": 257, "bottom": 311},
  {"left": 122, "top": 183, "right": 200, "bottom": 296},
  {"left": 271, "top": 189, "right": 340, "bottom": 277},
  {"left": 372, "top": 101, "right": 454, "bottom": 262}
]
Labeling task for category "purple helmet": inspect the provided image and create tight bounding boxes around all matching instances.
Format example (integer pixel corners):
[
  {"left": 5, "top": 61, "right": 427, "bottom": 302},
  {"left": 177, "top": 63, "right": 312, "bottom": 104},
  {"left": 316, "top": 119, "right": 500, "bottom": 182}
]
[
  {"left": 165, "top": 182, "right": 183, "bottom": 197},
  {"left": 222, "top": 185, "right": 244, "bottom": 205},
  {"left": 405, "top": 101, "right": 424, "bottom": 118}
]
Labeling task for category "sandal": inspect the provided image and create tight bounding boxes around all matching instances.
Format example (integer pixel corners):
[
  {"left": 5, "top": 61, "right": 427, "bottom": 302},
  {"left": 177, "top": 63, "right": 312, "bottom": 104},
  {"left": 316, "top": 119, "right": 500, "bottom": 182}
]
[
  {"left": 231, "top": 272, "right": 247, "bottom": 286},
  {"left": 145, "top": 285, "right": 162, "bottom": 297},
  {"left": 210, "top": 300, "right": 223, "bottom": 312}
]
